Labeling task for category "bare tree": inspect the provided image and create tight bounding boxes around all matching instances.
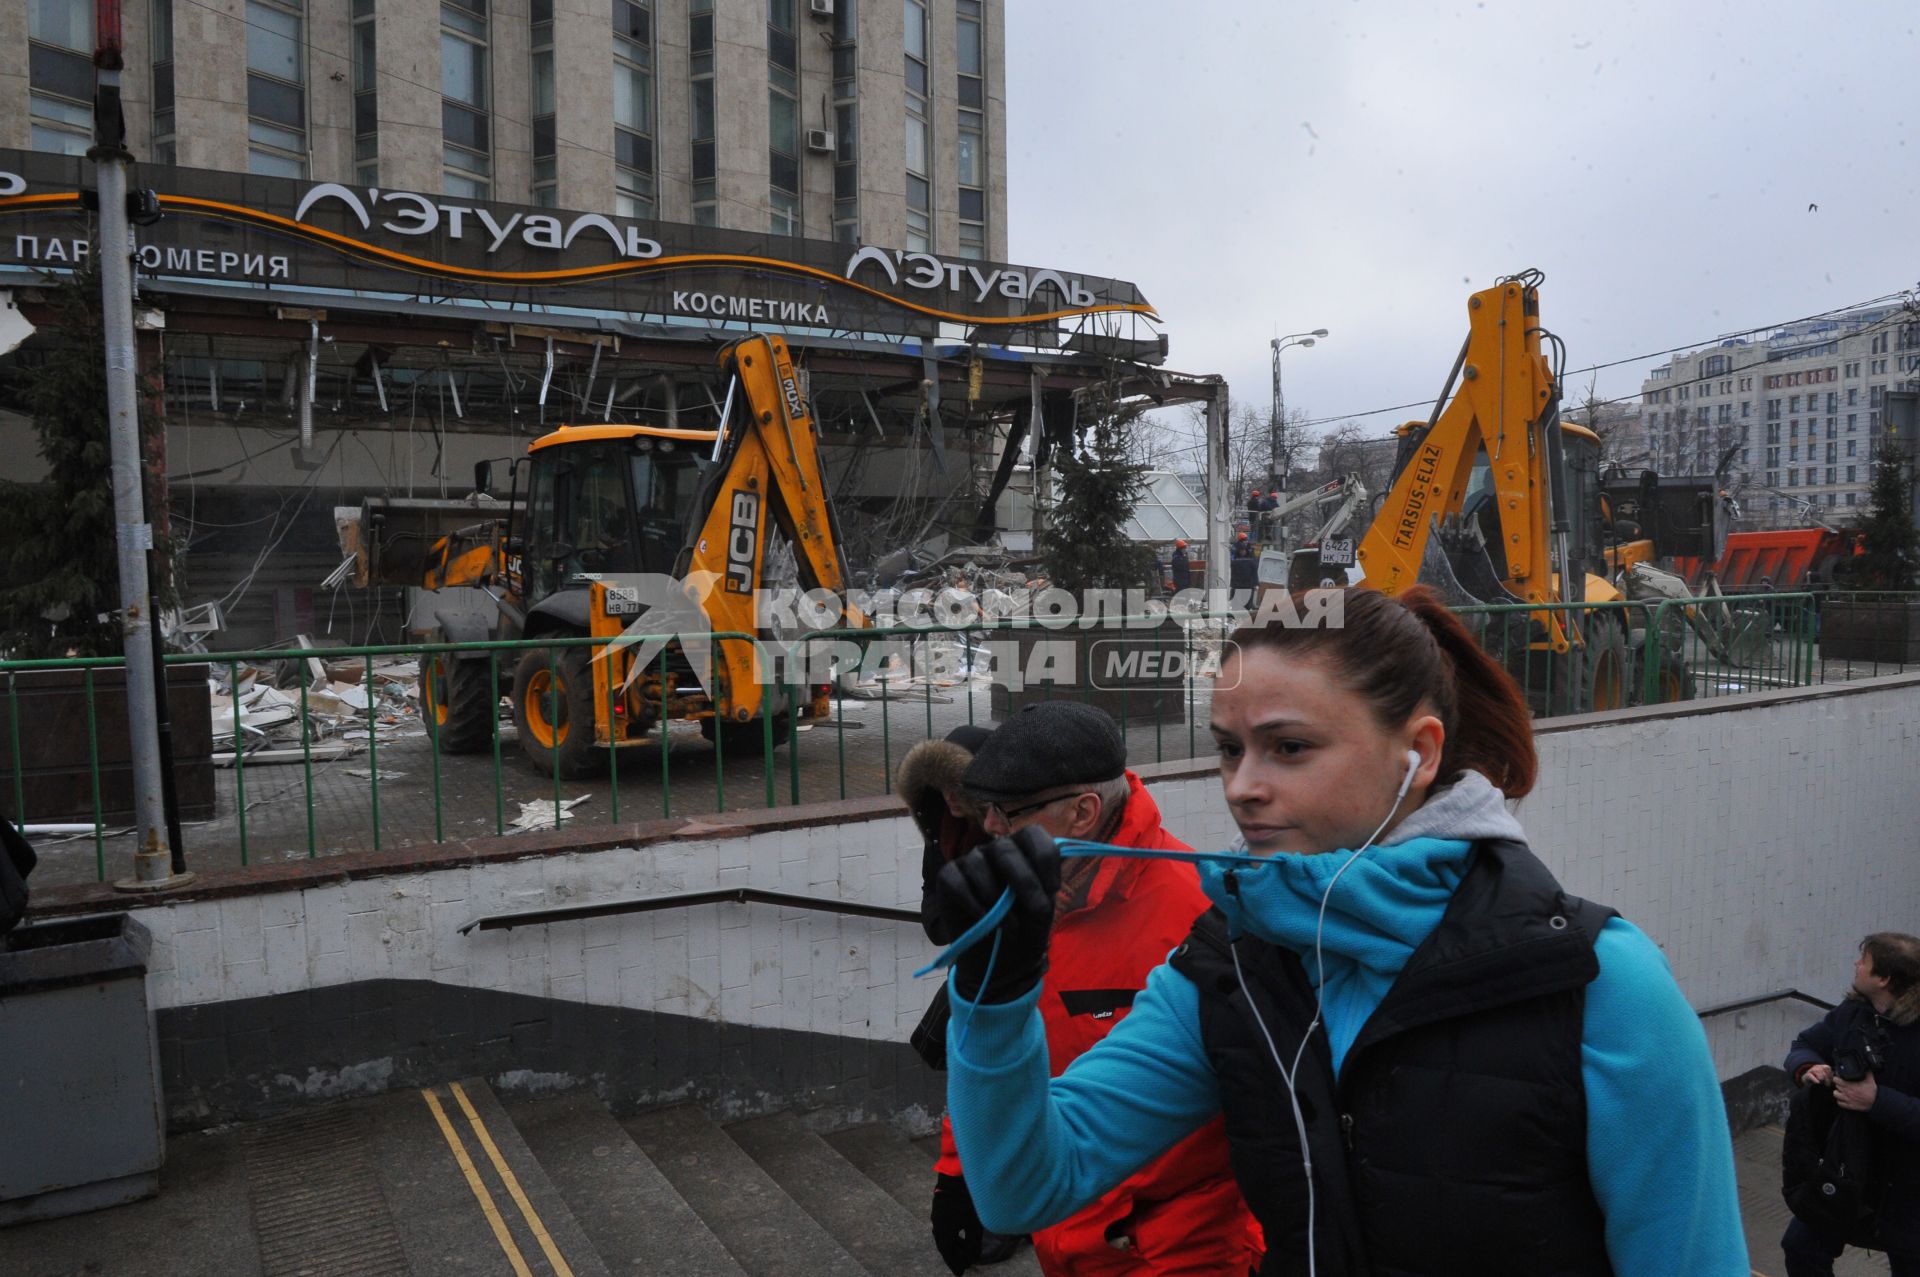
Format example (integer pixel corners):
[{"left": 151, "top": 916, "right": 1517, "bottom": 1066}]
[
  {"left": 1309, "top": 421, "right": 1395, "bottom": 496},
  {"left": 1570, "top": 376, "right": 1648, "bottom": 473}
]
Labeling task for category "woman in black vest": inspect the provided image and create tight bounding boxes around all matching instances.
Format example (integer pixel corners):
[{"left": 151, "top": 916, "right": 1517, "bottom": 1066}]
[{"left": 932, "top": 586, "right": 1749, "bottom": 1276}]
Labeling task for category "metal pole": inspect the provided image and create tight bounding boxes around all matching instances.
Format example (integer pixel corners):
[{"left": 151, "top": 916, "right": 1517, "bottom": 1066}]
[
  {"left": 92, "top": 19, "right": 189, "bottom": 890},
  {"left": 1205, "top": 379, "right": 1231, "bottom": 601},
  {"left": 1270, "top": 340, "right": 1286, "bottom": 494}
]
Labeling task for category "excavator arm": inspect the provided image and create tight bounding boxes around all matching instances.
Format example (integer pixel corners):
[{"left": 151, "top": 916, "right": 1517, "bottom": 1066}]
[
  {"left": 676, "top": 334, "right": 867, "bottom": 726},
  {"left": 1354, "top": 273, "right": 1572, "bottom": 649}
]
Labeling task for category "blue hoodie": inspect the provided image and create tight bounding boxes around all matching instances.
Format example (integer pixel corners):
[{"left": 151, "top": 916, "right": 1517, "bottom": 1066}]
[{"left": 945, "top": 772, "right": 1750, "bottom": 1275}]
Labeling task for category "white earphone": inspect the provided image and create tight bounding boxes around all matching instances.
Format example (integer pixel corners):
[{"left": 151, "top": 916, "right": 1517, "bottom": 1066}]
[
  {"left": 1229, "top": 744, "right": 1425, "bottom": 1277},
  {"left": 1396, "top": 748, "right": 1421, "bottom": 803}
]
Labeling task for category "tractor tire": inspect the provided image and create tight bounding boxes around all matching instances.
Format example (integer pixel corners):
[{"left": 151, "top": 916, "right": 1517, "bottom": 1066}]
[
  {"left": 513, "top": 646, "right": 605, "bottom": 779},
  {"left": 422, "top": 653, "right": 498, "bottom": 754},
  {"left": 1583, "top": 616, "right": 1631, "bottom": 714},
  {"left": 701, "top": 712, "right": 793, "bottom": 758},
  {"left": 1643, "top": 651, "right": 1697, "bottom": 706}
]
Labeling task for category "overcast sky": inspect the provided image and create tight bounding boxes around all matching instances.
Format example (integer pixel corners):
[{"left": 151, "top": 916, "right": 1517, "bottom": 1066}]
[{"left": 1003, "top": 0, "right": 1918, "bottom": 449}]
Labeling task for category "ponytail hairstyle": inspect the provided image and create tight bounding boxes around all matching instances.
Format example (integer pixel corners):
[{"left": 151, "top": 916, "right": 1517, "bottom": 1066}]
[{"left": 1226, "top": 586, "right": 1538, "bottom": 797}]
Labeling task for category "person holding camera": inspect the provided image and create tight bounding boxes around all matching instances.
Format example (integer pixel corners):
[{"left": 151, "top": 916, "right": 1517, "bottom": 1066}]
[{"left": 1781, "top": 932, "right": 1920, "bottom": 1276}]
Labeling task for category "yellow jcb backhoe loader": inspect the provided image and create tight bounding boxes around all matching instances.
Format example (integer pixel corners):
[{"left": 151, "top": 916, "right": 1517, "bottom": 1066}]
[
  {"left": 338, "top": 334, "right": 865, "bottom": 778},
  {"left": 1330, "top": 270, "right": 1722, "bottom": 712}
]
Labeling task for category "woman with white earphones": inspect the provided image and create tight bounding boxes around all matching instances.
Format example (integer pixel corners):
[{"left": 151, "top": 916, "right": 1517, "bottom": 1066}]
[{"left": 934, "top": 586, "right": 1749, "bottom": 1275}]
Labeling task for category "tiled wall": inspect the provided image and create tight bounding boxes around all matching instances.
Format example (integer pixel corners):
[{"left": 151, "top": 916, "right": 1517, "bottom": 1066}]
[{"left": 126, "top": 676, "right": 1920, "bottom": 1083}]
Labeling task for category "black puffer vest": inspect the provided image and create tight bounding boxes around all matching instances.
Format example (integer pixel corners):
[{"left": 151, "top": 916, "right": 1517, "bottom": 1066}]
[{"left": 1171, "top": 839, "right": 1617, "bottom": 1277}]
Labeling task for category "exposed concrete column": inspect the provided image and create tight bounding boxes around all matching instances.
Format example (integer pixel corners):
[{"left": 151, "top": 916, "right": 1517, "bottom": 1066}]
[
  {"left": 652, "top": 0, "right": 692, "bottom": 221},
  {"left": 375, "top": 1, "right": 444, "bottom": 195},
  {"left": 490, "top": 0, "right": 533, "bottom": 202},
  {"left": 1205, "top": 379, "right": 1232, "bottom": 598},
  {"left": 0, "top": 7, "right": 27, "bottom": 152},
  {"left": 307, "top": 3, "right": 354, "bottom": 182},
  {"left": 856, "top": 0, "right": 907, "bottom": 250},
  {"left": 553, "top": 0, "right": 615, "bottom": 213},
  {"left": 984, "top": 0, "right": 1007, "bottom": 261},
  {"left": 172, "top": 0, "right": 248, "bottom": 171},
  {"left": 711, "top": 0, "right": 770, "bottom": 232}
]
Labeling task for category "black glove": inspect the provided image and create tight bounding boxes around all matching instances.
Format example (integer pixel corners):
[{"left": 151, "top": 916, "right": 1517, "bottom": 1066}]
[
  {"left": 934, "top": 826, "right": 1060, "bottom": 1004},
  {"left": 931, "top": 1172, "right": 984, "bottom": 1275}
]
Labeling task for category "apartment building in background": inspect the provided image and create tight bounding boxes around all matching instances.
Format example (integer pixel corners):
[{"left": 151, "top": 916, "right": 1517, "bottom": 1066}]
[
  {"left": 1638, "top": 302, "right": 1920, "bottom": 526},
  {"left": 6, "top": 0, "right": 1008, "bottom": 259}
]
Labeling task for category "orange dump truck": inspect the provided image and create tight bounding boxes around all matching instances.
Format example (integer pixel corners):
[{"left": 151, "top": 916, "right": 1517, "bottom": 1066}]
[{"left": 1673, "top": 527, "right": 1863, "bottom": 591}]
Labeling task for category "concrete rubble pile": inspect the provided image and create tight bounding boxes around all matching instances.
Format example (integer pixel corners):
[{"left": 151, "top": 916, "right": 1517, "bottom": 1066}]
[{"left": 207, "top": 642, "right": 425, "bottom": 766}]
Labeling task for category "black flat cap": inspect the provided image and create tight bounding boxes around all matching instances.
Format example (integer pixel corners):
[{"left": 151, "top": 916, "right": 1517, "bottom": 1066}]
[{"left": 963, "top": 702, "right": 1126, "bottom": 806}]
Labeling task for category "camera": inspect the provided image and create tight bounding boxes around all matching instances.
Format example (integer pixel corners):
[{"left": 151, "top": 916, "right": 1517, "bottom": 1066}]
[{"left": 1832, "top": 1028, "right": 1887, "bottom": 1083}]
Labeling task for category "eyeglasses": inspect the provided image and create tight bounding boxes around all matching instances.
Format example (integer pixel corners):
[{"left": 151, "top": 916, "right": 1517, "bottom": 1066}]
[{"left": 986, "top": 791, "right": 1086, "bottom": 825}]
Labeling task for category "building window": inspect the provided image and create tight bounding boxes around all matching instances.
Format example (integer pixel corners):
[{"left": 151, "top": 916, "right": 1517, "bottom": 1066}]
[
  {"left": 528, "top": 0, "right": 555, "bottom": 204},
  {"left": 767, "top": 0, "right": 799, "bottom": 235},
  {"left": 955, "top": 0, "right": 986, "bottom": 259},
  {"left": 1847, "top": 439, "right": 1857, "bottom": 457},
  {"left": 441, "top": 0, "right": 491, "bottom": 198},
  {"left": 246, "top": 0, "right": 308, "bottom": 177},
  {"left": 351, "top": 0, "right": 377, "bottom": 183},
  {"left": 1741, "top": 400, "right": 1750, "bottom": 418},
  {"left": 903, "top": 0, "right": 930, "bottom": 251},
  {"left": 1826, "top": 466, "right": 1836, "bottom": 485},
  {"left": 1846, "top": 492, "right": 1857, "bottom": 506},
  {"left": 830, "top": 0, "right": 858, "bottom": 243},
  {"left": 28, "top": 0, "right": 95, "bottom": 156},
  {"left": 689, "top": 0, "right": 716, "bottom": 225},
  {"left": 1847, "top": 413, "right": 1857, "bottom": 432},
  {"left": 152, "top": 0, "right": 175, "bottom": 163},
  {"left": 615, "top": 0, "right": 655, "bottom": 218}
]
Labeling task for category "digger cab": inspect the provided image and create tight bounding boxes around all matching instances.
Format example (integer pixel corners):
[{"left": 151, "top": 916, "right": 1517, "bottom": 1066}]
[{"left": 517, "top": 424, "right": 717, "bottom": 605}]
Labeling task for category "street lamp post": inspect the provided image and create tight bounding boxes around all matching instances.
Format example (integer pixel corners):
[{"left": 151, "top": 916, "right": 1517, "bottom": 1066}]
[{"left": 1269, "top": 328, "right": 1328, "bottom": 495}]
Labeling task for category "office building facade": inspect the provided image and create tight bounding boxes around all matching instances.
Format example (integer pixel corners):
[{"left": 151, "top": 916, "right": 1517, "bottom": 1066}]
[
  {"left": 6, "top": 0, "right": 1008, "bottom": 258},
  {"left": 1639, "top": 303, "right": 1920, "bottom": 526}
]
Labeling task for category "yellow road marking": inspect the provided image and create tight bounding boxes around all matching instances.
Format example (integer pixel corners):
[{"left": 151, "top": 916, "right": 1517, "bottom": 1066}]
[
  {"left": 451, "top": 1080, "right": 578, "bottom": 1277},
  {"left": 421, "top": 1087, "right": 536, "bottom": 1277}
]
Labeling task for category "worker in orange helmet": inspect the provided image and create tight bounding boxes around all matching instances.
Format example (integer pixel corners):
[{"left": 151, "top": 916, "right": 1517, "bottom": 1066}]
[{"left": 1169, "top": 539, "right": 1191, "bottom": 591}]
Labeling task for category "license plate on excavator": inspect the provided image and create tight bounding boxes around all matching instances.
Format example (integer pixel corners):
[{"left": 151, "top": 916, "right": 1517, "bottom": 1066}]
[{"left": 604, "top": 586, "right": 642, "bottom": 616}]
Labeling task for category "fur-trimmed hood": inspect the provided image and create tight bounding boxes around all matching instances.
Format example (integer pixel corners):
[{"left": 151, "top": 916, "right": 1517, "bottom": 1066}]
[
  {"left": 897, "top": 739, "right": 977, "bottom": 832},
  {"left": 1848, "top": 984, "right": 1920, "bottom": 1028}
]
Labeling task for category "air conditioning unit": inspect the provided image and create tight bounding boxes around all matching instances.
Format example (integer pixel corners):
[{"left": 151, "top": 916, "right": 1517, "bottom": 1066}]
[
  {"left": 808, "top": 0, "right": 834, "bottom": 17},
  {"left": 805, "top": 128, "right": 835, "bottom": 153}
]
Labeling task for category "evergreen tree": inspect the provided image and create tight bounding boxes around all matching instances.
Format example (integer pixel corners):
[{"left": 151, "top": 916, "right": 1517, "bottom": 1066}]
[
  {"left": 1040, "top": 384, "right": 1155, "bottom": 594},
  {"left": 1852, "top": 441, "right": 1919, "bottom": 589},
  {"left": 0, "top": 268, "right": 123, "bottom": 656}
]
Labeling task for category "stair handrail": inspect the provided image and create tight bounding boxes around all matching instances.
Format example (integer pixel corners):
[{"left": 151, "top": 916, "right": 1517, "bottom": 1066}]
[
  {"left": 1692, "top": 988, "right": 1837, "bottom": 1019},
  {"left": 458, "top": 887, "right": 921, "bottom": 935}
]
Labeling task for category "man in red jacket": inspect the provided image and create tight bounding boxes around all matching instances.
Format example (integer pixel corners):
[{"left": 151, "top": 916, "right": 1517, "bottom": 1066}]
[{"left": 928, "top": 702, "right": 1262, "bottom": 1276}]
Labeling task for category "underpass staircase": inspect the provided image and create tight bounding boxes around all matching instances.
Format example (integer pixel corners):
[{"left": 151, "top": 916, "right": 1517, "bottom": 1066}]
[{"left": 0, "top": 1079, "right": 1044, "bottom": 1277}]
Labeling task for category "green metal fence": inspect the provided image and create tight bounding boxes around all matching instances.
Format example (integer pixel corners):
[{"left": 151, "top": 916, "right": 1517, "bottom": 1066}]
[{"left": 4, "top": 591, "right": 1913, "bottom": 884}]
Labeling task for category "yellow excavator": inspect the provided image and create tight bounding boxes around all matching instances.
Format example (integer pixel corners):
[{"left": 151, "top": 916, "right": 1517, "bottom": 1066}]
[
  {"left": 1330, "top": 270, "right": 1721, "bottom": 712},
  {"left": 339, "top": 334, "right": 865, "bottom": 777}
]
